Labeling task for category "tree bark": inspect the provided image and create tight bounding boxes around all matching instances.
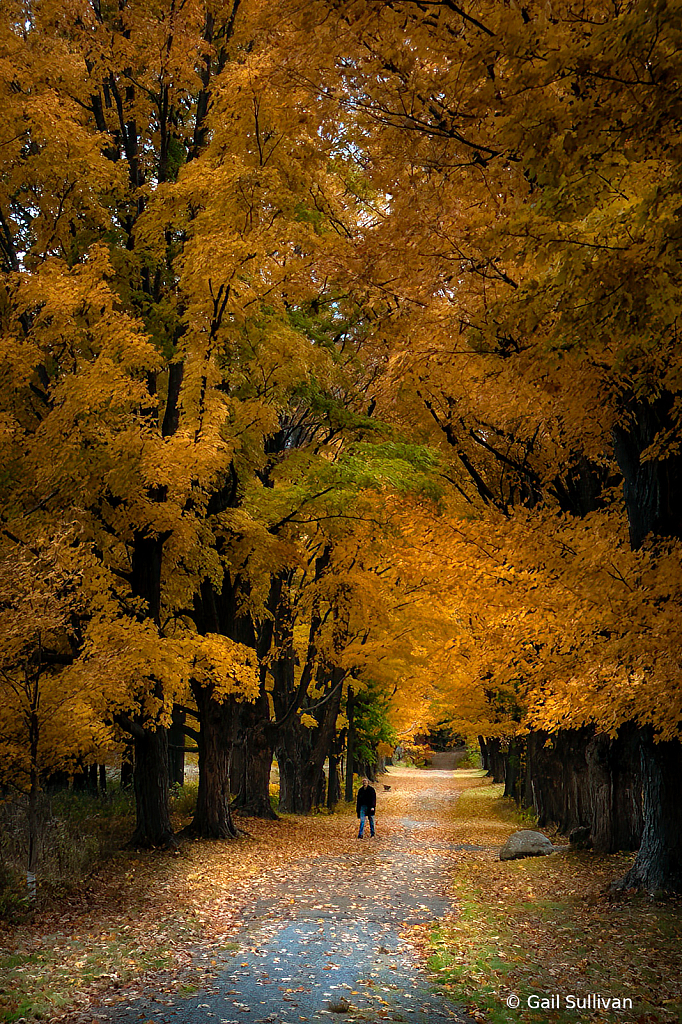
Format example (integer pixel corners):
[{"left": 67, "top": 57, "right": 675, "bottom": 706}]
[
  {"left": 524, "top": 729, "right": 592, "bottom": 834},
  {"left": 186, "top": 683, "right": 238, "bottom": 839},
  {"left": 129, "top": 726, "right": 177, "bottom": 848},
  {"left": 585, "top": 725, "right": 642, "bottom": 853},
  {"left": 503, "top": 739, "right": 523, "bottom": 801},
  {"left": 478, "top": 736, "right": 489, "bottom": 772},
  {"left": 612, "top": 396, "right": 682, "bottom": 549},
  {"left": 168, "top": 707, "right": 186, "bottom": 787},
  {"left": 617, "top": 732, "right": 682, "bottom": 892},
  {"left": 344, "top": 686, "right": 355, "bottom": 801},
  {"left": 277, "top": 675, "right": 343, "bottom": 814},
  {"left": 277, "top": 721, "right": 311, "bottom": 814},
  {"left": 121, "top": 745, "right": 134, "bottom": 788},
  {"left": 229, "top": 698, "right": 277, "bottom": 819},
  {"left": 485, "top": 737, "right": 506, "bottom": 784}
]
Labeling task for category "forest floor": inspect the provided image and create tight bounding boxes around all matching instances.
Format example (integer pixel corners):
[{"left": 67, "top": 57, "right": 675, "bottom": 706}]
[{"left": 1, "top": 765, "right": 681, "bottom": 1024}]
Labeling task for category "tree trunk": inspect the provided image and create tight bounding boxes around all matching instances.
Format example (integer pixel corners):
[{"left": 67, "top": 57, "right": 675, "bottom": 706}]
[
  {"left": 168, "top": 707, "right": 186, "bottom": 787},
  {"left": 612, "top": 396, "right": 682, "bottom": 549},
  {"left": 609, "top": 724, "right": 643, "bottom": 850},
  {"left": 129, "top": 726, "right": 176, "bottom": 848},
  {"left": 503, "top": 739, "right": 523, "bottom": 801},
  {"left": 478, "top": 736, "right": 489, "bottom": 772},
  {"left": 186, "top": 683, "right": 238, "bottom": 839},
  {"left": 344, "top": 685, "right": 355, "bottom": 802},
  {"left": 230, "top": 698, "right": 277, "bottom": 819},
  {"left": 526, "top": 729, "right": 592, "bottom": 834},
  {"left": 121, "top": 746, "right": 134, "bottom": 788},
  {"left": 277, "top": 722, "right": 311, "bottom": 814},
  {"left": 617, "top": 732, "right": 682, "bottom": 893},
  {"left": 585, "top": 725, "right": 642, "bottom": 853},
  {"left": 327, "top": 751, "right": 341, "bottom": 809},
  {"left": 278, "top": 678, "right": 343, "bottom": 814},
  {"left": 127, "top": 531, "right": 173, "bottom": 843},
  {"left": 485, "top": 738, "right": 506, "bottom": 784}
]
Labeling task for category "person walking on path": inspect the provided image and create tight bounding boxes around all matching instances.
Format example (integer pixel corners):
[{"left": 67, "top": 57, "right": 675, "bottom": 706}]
[{"left": 356, "top": 777, "right": 376, "bottom": 838}]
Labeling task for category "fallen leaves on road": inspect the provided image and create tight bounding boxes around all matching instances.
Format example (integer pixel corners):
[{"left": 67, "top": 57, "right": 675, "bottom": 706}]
[{"left": 415, "top": 786, "right": 682, "bottom": 1024}]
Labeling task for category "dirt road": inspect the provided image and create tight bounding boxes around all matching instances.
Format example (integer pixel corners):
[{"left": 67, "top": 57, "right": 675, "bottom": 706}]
[{"left": 90, "top": 767, "right": 487, "bottom": 1024}]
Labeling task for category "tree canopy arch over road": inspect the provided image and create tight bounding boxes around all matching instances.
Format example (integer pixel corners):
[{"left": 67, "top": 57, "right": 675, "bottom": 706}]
[{"left": 1, "top": 0, "right": 681, "bottom": 892}]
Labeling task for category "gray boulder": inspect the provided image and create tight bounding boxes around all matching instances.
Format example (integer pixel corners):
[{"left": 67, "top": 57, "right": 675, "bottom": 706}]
[{"left": 499, "top": 829, "right": 556, "bottom": 861}]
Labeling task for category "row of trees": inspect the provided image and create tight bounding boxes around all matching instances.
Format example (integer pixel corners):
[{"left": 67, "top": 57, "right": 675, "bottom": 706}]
[
  {"left": 325, "top": 0, "right": 681, "bottom": 891},
  {"left": 1, "top": 0, "right": 681, "bottom": 890},
  {"left": 0, "top": 0, "right": 442, "bottom": 857}
]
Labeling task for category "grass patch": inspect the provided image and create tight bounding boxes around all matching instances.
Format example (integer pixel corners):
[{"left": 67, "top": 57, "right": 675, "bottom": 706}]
[
  {"left": 170, "top": 781, "right": 198, "bottom": 817},
  {"left": 0, "top": 929, "right": 182, "bottom": 1022},
  {"left": 425, "top": 782, "right": 682, "bottom": 1024}
]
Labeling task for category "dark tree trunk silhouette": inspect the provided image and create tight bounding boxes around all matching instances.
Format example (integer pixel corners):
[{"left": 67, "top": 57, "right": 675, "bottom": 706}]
[
  {"left": 168, "top": 707, "right": 186, "bottom": 787},
  {"left": 585, "top": 726, "right": 642, "bottom": 853},
  {"left": 186, "top": 683, "right": 238, "bottom": 839},
  {"left": 617, "top": 732, "right": 682, "bottom": 892},
  {"left": 129, "top": 723, "right": 176, "bottom": 848},
  {"left": 230, "top": 697, "right": 277, "bottom": 819},
  {"left": 278, "top": 670, "right": 344, "bottom": 814}
]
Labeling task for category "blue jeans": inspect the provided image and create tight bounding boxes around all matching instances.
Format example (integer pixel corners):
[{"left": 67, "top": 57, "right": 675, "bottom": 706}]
[{"left": 358, "top": 806, "right": 375, "bottom": 837}]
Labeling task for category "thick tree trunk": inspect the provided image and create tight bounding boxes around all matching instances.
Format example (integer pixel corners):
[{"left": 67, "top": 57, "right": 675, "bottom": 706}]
[
  {"left": 277, "top": 735, "right": 305, "bottom": 814},
  {"left": 357, "top": 760, "right": 376, "bottom": 782},
  {"left": 503, "top": 739, "right": 523, "bottom": 801},
  {"left": 485, "top": 738, "right": 506, "bottom": 784},
  {"left": 121, "top": 746, "right": 134, "bottom": 788},
  {"left": 327, "top": 751, "right": 341, "bottom": 809},
  {"left": 522, "top": 733, "right": 540, "bottom": 811},
  {"left": 525, "top": 726, "right": 643, "bottom": 853},
  {"left": 186, "top": 684, "right": 238, "bottom": 839},
  {"left": 617, "top": 733, "right": 682, "bottom": 892},
  {"left": 586, "top": 725, "right": 642, "bottom": 853},
  {"left": 278, "top": 678, "right": 343, "bottom": 814},
  {"left": 611, "top": 397, "right": 682, "bottom": 885},
  {"left": 129, "top": 726, "right": 176, "bottom": 848},
  {"left": 277, "top": 721, "right": 317, "bottom": 813},
  {"left": 609, "top": 725, "right": 643, "bottom": 850},
  {"left": 612, "top": 396, "right": 682, "bottom": 549},
  {"left": 478, "top": 736, "right": 489, "bottom": 772},
  {"left": 524, "top": 729, "right": 592, "bottom": 834},
  {"left": 230, "top": 699, "right": 277, "bottom": 819}
]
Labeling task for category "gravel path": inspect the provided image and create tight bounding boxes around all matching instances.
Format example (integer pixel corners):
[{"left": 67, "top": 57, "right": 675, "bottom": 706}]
[{"left": 90, "top": 767, "right": 478, "bottom": 1024}]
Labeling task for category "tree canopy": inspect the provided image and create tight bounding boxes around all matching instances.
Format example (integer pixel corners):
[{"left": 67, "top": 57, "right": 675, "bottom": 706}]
[{"left": 1, "top": 0, "right": 681, "bottom": 889}]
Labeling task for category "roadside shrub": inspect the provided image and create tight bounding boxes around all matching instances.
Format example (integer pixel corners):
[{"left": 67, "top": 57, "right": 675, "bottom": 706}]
[
  {"left": 0, "top": 787, "right": 134, "bottom": 898},
  {"left": 0, "top": 862, "right": 30, "bottom": 924},
  {"left": 457, "top": 743, "right": 482, "bottom": 769},
  {"left": 170, "top": 781, "right": 198, "bottom": 817},
  {"left": 399, "top": 743, "right": 432, "bottom": 767}
]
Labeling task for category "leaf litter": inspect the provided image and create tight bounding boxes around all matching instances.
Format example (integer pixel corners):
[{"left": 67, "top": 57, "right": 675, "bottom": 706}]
[{"left": 2, "top": 768, "right": 679, "bottom": 1024}]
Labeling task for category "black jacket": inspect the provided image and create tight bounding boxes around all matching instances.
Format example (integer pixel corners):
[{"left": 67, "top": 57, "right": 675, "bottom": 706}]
[{"left": 356, "top": 785, "right": 376, "bottom": 817}]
